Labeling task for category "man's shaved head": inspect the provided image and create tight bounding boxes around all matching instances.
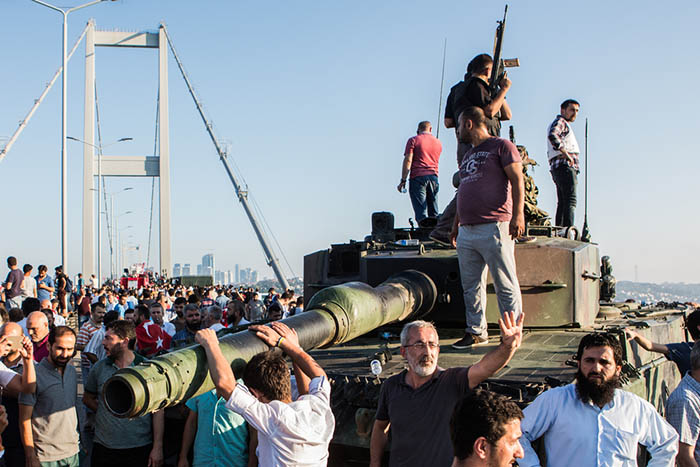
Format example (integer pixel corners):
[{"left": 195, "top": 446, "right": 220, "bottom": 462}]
[
  {"left": 40, "top": 299, "right": 51, "bottom": 310},
  {"left": 27, "top": 312, "right": 48, "bottom": 327},
  {"left": 27, "top": 311, "right": 49, "bottom": 343},
  {"left": 1, "top": 322, "right": 23, "bottom": 337}
]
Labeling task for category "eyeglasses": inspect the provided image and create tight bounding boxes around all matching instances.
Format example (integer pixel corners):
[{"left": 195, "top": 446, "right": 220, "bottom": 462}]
[{"left": 404, "top": 341, "right": 439, "bottom": 350}]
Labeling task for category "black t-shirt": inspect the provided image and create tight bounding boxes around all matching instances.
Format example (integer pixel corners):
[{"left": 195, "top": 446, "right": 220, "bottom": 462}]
[
  {"left": 445, "top": 75, "right": 501, "bottom": 137},
  {"left": 375, "top": 367, "right": 472, "bottom": 467}
]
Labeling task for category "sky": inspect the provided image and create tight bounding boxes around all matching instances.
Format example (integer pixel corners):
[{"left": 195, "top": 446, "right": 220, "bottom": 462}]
[{"left": 1, "top": 0, "right": 699, "bottom": 284}]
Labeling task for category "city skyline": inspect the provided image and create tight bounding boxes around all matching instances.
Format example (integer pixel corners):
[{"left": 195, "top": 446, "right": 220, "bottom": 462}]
[{"left": 172, "top": 253, "right": 264, "bottom": 284}]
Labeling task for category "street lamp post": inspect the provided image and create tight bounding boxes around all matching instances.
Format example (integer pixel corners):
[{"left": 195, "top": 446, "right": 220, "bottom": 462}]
[
  {"left": 118, "top": 225, "right": 133, "bottom": 277},
  {"left": 68, "top": 136, "right": 132, "bottom": 284},
  {"left": 105, "top": 190, "right": 132, "bottom": 279},
  {"left": 30, "top": 0, "right": 116, "bottom": 275}
]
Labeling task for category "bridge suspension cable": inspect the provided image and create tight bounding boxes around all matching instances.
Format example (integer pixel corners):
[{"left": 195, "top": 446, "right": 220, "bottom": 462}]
[
  {"left": 161, "top": 24, "right": 290, "bottom": 290},
  {"left": 0, "top": 23, "right": 88, "bottom": 163}
]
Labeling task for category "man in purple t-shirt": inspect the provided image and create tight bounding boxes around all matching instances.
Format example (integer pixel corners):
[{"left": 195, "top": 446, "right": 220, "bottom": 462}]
[
  {"left": 4, "top": 256, "right": 25, "bottom": 309},
  {"left": 397, "top": 121, "right": 442, "bottom": 224},
  {"left": 449, "top": 107, "right": 524, "bottom": 349}
]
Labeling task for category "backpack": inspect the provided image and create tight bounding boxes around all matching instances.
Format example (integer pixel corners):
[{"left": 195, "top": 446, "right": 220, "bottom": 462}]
[{"left": 65, "top": 275, "right": 74, "bottom": 294}]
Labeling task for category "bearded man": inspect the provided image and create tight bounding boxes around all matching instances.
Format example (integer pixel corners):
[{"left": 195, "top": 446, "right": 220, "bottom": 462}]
[
  {"left": 519, "top": 333, "right": 678, "bottom": 466},
  {"left": 369, "top": 313, "right": 524, "bottom": 467}
]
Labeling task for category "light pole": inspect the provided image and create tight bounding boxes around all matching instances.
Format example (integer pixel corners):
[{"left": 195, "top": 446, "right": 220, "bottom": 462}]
[
  {"left": 106, "top": 189, "right": 132, "bottom": 278},
  {"left": 68, "top": 136, "right": 132, "bottom": 284},
  {"left": 30, "top": 0, "right": 117, "bottom": 276},
  {"left": 118, "top": 225, "right": 133, "bottom": 277}
]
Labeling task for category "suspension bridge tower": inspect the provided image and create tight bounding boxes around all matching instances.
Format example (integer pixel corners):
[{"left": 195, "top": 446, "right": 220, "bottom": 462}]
[{"left": 82, "top": 21, "right": 171, "bottom": 279}]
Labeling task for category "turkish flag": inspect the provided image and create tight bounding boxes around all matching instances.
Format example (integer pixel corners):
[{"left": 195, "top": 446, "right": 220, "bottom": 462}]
[{"left": 135, "top": 320, "right": 171, "bottom": 357}]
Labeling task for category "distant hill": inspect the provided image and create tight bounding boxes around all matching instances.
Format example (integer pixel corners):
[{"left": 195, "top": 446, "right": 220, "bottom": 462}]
[{"left": 616, "top": 281, "right": 700, "bottom": 304}]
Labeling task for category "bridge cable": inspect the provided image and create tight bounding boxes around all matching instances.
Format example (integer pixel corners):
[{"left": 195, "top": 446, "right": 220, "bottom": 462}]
[
  {"left": 146, "top": 95, "right": 160, "bottom": 268},
  {"left": 94, "top": 81, "right": 114, "bottom": 277}
]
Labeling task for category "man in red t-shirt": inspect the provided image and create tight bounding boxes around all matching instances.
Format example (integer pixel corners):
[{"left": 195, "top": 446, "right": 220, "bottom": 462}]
[
  {"left": 449, "top": 106, "right": 524, "bottom": 350},
  {"left": 397, "top": 121, "right": 442, "bottom": 224}
]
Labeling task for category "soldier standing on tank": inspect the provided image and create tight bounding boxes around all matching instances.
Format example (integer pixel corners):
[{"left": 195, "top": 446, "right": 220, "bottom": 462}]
[
  {"left": 546, "top": 99, "right": 581, "bottom": 228},
  {"left": 429, "top": 54, "right": 512, "bottom": 245}
]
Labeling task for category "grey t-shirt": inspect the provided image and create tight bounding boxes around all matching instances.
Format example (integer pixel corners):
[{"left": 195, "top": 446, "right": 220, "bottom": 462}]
[
  {"left": 375, "top": 367, "right": 472, "bottom": 467},
  {"left": 18, "top": 358, "right": 79, "bottom": 462},
  {"left": 85, "top": 353, "right": 153, "bottom": 449}
]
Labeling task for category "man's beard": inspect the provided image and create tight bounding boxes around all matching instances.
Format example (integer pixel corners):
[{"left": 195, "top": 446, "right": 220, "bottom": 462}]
[
  {"left": 106, "top": 344, "right": 123, "bottom": 359},
  {"left": 52, "top": 355, "right": 71, "bottom": 368},
  {"left": 186, "top": 321, "right": 201, "bottom": 332},
  {"left": 407, "top": 354, "right": 437, "bottom": 377},
  {"left": 576, "top": 369, "right": 621, "bottom": 407}
]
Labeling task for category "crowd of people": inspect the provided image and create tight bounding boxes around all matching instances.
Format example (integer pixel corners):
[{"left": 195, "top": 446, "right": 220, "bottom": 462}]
[{"left": 0, "top": 254, "right": 314, "bottom": 466}]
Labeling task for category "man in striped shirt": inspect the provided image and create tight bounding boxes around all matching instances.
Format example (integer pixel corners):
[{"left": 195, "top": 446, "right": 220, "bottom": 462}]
[
  {"left": 546, "top": 99, "right": 581, "bottom": 227},
  {"left": 76, "top": 302, "right": 105, "bottom": 381}
]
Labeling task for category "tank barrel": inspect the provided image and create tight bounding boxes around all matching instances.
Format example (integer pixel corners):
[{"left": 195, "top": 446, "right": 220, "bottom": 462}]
[{"left": 104, "top": 270, "right": 437, "bottom": 418}]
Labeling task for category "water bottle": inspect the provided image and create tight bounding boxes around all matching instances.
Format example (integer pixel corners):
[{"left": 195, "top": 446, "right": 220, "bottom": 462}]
[
  {"left": 370, "top": 359, "right": 382, "bottom": 376},
  {"left": 400, "top": 187, "right": 407, "bottom": 194}
]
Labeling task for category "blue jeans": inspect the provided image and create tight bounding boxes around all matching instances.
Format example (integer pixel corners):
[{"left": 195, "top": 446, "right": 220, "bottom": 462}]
[
  {"left": 408, "top": 174, "right": 439, "bottom": 221},
  {"left": 457, "top": 222, "right": 522, "bottom": 337},
  {"left": 551, "top": 165, "right": 577, "bottom": 227}
]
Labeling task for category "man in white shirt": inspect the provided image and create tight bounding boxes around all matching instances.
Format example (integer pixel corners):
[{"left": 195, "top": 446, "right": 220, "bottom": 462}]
[
  {"left": 20, "top": 265, "right": 37, "bottom": 300},
  {"left": 196, "top": 321, "right": 334, "bottom": 466},
  {"left": 205, "top": 306, "right": 226, "bottom": 332},
  {"left": 149, "top": 303, "right": 175, "bottom": 337},
  {"left": 520, "top": 332, "right": 678, "bottom": 466}
]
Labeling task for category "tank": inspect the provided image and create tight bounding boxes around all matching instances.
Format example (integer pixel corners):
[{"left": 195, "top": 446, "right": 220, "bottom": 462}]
[{"left": 302, "top": 212, "right": 690, "bottom": 465}]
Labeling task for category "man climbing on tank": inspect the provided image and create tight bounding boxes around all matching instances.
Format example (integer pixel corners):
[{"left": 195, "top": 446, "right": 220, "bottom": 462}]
[
  {"left": 429, "top": 53, "right": 513, "bottom": 245},
  {"left": 397, "top": 121, "right": 442, "bottom": 226}
]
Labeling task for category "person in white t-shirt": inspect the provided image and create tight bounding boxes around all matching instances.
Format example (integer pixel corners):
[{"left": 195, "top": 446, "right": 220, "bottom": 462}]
[
  {"left": 150, "top": 302, "right": 175, "bottom": 337},
  {"left": 205, "top": 306, "right": 226, "bottom": 332},
  {"left": 196, "top": 321, "right": 334, "bottom": 466},
  {"left": 20, "top": 265, "right": 37, "bottom": 299}
]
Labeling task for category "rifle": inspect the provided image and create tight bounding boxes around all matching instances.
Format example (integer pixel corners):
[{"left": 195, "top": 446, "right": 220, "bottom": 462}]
[{"left": 488, "top": 5, "right": 520, "bottom": 97}]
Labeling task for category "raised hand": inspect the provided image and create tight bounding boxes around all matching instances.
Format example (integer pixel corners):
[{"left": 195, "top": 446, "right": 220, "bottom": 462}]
[
  {"left": 19, "top": 336, "right": 33, "bottom": 361},
  {"left": 499, "top": 311, "right": 524, "bottom": 351}
]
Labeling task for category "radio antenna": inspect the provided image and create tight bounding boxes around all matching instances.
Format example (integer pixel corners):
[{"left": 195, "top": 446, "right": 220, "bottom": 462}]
[
  {"left": 436, "top": 38, "right": 447, "bottom": 139},
  {"left": 581, "top": 118, "right": 591, "bottom": 242}
]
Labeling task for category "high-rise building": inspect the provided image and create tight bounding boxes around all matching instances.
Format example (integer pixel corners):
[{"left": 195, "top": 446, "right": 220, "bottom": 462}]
[
  {"left": 235, "top": 264, "right": 240, "bottom": 283},
  {"left": 251, "top": 270, "right": 258, "bottom": 283},
  {"left": 173, "top": 263, "right": 182, "bottom": 277},
  {"left": 183, "top": 263, "right": 191, "bottom": 275},
  {"left": 240, "top": 268, "right": 250, "bottom": 284},
  {"left": 202, "top": 254, "right": 215, "bottom": 278},
  {"left": 227, "top": 270, "right": 233, "bottom": 285},
  {"left": 197, "top": 264, "right": 203, "bottom": 276}
]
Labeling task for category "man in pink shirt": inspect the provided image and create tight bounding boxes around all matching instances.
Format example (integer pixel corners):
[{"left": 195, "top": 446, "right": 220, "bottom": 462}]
[{"left": 397, "top": 121, "right": 442, "bottom": 225}]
